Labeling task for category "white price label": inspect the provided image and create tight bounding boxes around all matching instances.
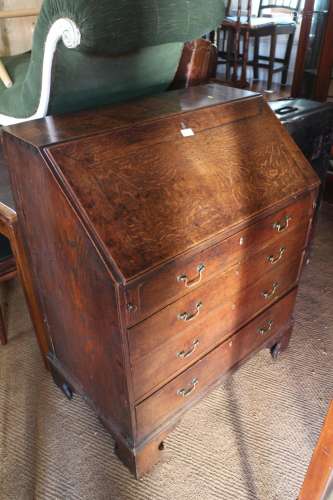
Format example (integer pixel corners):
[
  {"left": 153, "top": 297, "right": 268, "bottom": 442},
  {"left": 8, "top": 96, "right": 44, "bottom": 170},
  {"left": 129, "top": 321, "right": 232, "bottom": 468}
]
[{"left": 181, "top": 128, "right": 195, "bottom": 138}]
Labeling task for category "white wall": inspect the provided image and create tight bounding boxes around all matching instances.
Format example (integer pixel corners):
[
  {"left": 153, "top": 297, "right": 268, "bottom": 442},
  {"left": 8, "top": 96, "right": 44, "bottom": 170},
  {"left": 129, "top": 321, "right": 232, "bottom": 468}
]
[{"left": 0, "top": 0, "right": 42, "bottom": 56}]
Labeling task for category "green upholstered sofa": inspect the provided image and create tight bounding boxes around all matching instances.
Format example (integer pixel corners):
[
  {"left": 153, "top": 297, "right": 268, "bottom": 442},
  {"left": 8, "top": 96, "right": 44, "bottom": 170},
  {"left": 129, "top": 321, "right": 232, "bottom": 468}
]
[{"left": 0, "top": 0, "right": 225, "bottom": 126}]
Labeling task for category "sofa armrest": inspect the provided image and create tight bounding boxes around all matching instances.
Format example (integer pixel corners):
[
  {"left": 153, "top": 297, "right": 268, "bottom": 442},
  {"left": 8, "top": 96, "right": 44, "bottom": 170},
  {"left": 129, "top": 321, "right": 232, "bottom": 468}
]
[{"left": 171, "top": 39, "right": 217, "bottom": 90}]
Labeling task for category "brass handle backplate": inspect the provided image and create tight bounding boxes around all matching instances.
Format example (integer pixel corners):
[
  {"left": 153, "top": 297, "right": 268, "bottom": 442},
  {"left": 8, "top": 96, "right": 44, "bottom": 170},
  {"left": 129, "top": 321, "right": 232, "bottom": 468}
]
[
  {"left": 262, "top": 282, "right": 279, "bottom": 300},
  {"left": 177, "top": 378, "right": 198, "bottom": 398},
  {"left": 178, "top": 302, "right": 203, "bottom": 322},
  {"left": 273, "top": 215, "right": 291, "bottom": 233},
  {"left": 267, "top": 247, "right": 286, "bottom": 264},
  {"left": 257, "top": 320, "right": 273, "bottom": 335},
  {"left": 177, "top": 264, "right": 206, "bottom": 288},
  {"left": 177, "top": 339, "right": 200, "bottom": 359}
]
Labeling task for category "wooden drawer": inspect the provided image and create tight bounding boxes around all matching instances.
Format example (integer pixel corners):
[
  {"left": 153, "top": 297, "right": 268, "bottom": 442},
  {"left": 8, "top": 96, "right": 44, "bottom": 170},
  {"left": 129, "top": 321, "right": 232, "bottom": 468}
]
[
  {"left": 135, "top": 288, "right": 297, "bottom": 439},
  {"left": 131, "top": 253, "right": 303, "bottom": 401},
  {"left": 125, "top": 195, "right": 313, "bottom": 326},
  {"left": 128, "top": 225, "right": 307, "bottom": 363}
]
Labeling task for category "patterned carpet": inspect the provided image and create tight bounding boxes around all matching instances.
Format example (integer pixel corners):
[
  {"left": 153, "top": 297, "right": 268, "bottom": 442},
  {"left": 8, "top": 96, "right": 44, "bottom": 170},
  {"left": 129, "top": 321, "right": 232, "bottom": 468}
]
[{"left": 0, "top": 204, "right": 332, "bottom": 500}]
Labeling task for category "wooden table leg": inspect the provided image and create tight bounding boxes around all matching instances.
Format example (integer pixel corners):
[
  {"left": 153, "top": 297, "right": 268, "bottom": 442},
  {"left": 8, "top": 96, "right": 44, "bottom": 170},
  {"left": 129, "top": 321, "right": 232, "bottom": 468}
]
[
  {"left": 267, "top": 30, "right": 277, "bottom": 90},
  {"left": 299, "top": 402, "right": 333, "bottom": 499},
  {"left": 0, "top": 305, "right": 7, "bottom": 345}
]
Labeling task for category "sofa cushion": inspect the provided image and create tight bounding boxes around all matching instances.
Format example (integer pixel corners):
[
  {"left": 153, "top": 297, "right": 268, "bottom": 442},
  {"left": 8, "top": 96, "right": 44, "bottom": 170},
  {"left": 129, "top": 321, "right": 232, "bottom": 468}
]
[
  {"left": 0, "top": 53, "right": 32, "bottom": 117},
  {"left": 0, "top": 43, "right": 184, "bottom": 118},
  {"left": 49, "top": 42, "right": 185, "bottom": 115}
]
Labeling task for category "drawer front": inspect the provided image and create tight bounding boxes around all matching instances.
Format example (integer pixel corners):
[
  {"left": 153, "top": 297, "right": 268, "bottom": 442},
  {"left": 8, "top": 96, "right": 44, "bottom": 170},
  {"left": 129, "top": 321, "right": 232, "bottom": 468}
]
[
  {"left": 131, "top": 254, "right": 303, "bottom": 401},
  {"left": 135, "top": 289, "right": 297, "bottom": 439},
  {"left": 126, "top": 194, "right": 313, "bottom": 325},
  {"left": 128, "top": 225, "right": 307, "bottom": 363}
]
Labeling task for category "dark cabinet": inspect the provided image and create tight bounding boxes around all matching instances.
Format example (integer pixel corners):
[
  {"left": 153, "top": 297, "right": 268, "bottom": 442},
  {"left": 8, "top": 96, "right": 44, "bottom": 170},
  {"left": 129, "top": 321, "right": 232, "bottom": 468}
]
[{"left": 292, "top": 0, "right": 333, "bottom": 101}]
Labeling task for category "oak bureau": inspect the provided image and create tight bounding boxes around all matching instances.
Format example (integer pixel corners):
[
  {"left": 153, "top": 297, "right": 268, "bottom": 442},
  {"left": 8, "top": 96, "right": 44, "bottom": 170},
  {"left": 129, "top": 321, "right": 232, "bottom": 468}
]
[{"left": 3, "top": 84, "right": 320, "bottom": 477}]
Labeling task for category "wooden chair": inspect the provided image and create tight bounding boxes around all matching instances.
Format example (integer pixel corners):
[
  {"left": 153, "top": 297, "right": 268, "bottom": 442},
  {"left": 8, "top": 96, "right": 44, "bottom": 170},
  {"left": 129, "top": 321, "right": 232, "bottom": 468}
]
[
  {"left": 0, "top": 235, "right": 16, "bottom": 345},
  {"left": 0, "top": 143, "right": 49, "bottom": 366},
  {"left": 218, "top": 0, "right": 253, "bottom": 87},
  {"left": 219, "top": 0, "right": 301, "bottom": 89}
]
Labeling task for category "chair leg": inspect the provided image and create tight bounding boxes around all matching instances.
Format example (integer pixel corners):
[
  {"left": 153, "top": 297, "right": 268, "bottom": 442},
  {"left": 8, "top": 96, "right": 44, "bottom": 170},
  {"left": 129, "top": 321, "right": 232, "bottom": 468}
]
[
  {"left": 267, "top": 31, "right": 277, "bottom": 90},
  {"left": 226, "top": 30, "right": 234, "bottom": 81},
  {"left": 282, "top": 31, "right": 295, "bottom": 86},
  {"left": 240, "top": 30, "right": 250, "bottom": 87},
  {"left": 253, "top": 34, "right": 259, "bottom": 80},
  {"left": 0, "top": 304, "right": 7, "bottom": 345},
  {"left": 232, "top": 28, "right": 241, "bottom": 82}
]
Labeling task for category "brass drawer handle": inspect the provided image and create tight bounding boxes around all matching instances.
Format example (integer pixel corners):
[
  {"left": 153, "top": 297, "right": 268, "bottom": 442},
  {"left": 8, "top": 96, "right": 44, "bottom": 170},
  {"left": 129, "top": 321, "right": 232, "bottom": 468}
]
[
  {"left": 273, "top": 215, "right": 291, "bottom": 233},
  {"left": 178, "top": 302, "right": 203, "bottom": 322},
  {"left": 257, "top": 320, "right": 273, "bottom": 335},
  {"left": 262, "top": 282, "right": 279, "bottom": 300},
  {"left": 177, "top": 378, "right": 198, "bottom": 398},
  {"left": 177, "top": 339, "right": 200, "bottom": 359},
  {"left": 267, "top": 247, "right": 286, "bottom": 264},
  {"left": 177, "top": 264, "right": 206, "bottom": 288}
]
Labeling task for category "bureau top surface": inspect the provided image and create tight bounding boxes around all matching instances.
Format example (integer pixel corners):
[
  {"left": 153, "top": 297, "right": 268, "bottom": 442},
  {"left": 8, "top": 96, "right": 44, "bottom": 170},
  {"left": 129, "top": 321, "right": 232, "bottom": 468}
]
[
  {"left": 18, "top": 84, "right": 320, "bottom": 281},
  {"left": 4, "top": 84, "right": 257, "bottom": 147}
]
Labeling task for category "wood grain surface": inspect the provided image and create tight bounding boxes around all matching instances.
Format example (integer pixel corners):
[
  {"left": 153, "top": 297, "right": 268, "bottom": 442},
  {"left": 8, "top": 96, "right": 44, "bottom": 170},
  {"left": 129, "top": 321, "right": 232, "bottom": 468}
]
[
  {"left": 45, "top": 102, "right": 318, "bottom": 280},
  {"left": 299, "top": 402, "right": 333, "bottom": 500},
  {"left": 125, "top": 195, "right": 313, "bottom": 325},
  {"left": 135, "top": 289, "right": 297, "bottom": 440}
]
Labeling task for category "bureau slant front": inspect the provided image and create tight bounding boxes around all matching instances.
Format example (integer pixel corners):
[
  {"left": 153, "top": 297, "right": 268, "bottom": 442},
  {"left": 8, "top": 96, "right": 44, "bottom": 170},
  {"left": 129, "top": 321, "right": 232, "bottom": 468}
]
[{"left": 3, "top": 84, "right": 320, "bottom": 478}]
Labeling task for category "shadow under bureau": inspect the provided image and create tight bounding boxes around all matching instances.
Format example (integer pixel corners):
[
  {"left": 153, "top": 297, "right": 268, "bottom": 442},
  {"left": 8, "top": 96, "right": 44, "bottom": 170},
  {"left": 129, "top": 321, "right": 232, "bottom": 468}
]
[{"left": 2, "top": 84, "right": 320, "bottom": 478}]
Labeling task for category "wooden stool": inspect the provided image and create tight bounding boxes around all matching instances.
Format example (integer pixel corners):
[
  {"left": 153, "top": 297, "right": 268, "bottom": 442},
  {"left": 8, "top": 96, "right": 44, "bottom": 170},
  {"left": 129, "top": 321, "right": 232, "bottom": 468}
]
[
  {"left": 218, "top": 0, "right": 253, "bottom": 88},
  {"left": 218, "top": 0, "right": 300, "bottom": 90},
  {"left": 0, "top": 146, "right": 49, "bottom": 366}
]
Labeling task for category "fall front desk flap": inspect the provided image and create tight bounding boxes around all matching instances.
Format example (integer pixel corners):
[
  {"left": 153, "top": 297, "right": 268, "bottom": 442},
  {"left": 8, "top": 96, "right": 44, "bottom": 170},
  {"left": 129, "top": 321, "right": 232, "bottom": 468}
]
[{"left": 43, "top": 84, "right": 319, "bottom": 282}]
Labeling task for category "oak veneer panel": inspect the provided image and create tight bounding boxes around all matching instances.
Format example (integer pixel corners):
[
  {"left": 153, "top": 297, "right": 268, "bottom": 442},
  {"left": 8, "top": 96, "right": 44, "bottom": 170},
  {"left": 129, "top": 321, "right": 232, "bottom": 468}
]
[{"left": 45, "top": 104, "right": 318, "bottom": 281}]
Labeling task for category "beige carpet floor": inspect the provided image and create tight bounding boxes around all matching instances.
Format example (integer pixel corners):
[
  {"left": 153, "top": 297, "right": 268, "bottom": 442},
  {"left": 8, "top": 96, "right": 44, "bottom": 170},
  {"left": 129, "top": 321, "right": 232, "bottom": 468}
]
[{"left": 0, "top": 204, "right": 332, "bottom": 500}]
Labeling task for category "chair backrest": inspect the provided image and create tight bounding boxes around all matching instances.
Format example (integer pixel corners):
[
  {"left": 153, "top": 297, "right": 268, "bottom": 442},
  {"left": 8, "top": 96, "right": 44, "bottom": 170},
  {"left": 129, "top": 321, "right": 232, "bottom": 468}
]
[{"left": 258, "top": 0, "right": 302, "bottom": 18}]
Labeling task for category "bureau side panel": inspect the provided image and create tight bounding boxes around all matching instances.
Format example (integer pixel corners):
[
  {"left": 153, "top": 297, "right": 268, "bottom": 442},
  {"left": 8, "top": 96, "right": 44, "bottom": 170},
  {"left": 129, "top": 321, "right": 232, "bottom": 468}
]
[{"left": 3, "top": 134, "right": 133, "bottom": 438}]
